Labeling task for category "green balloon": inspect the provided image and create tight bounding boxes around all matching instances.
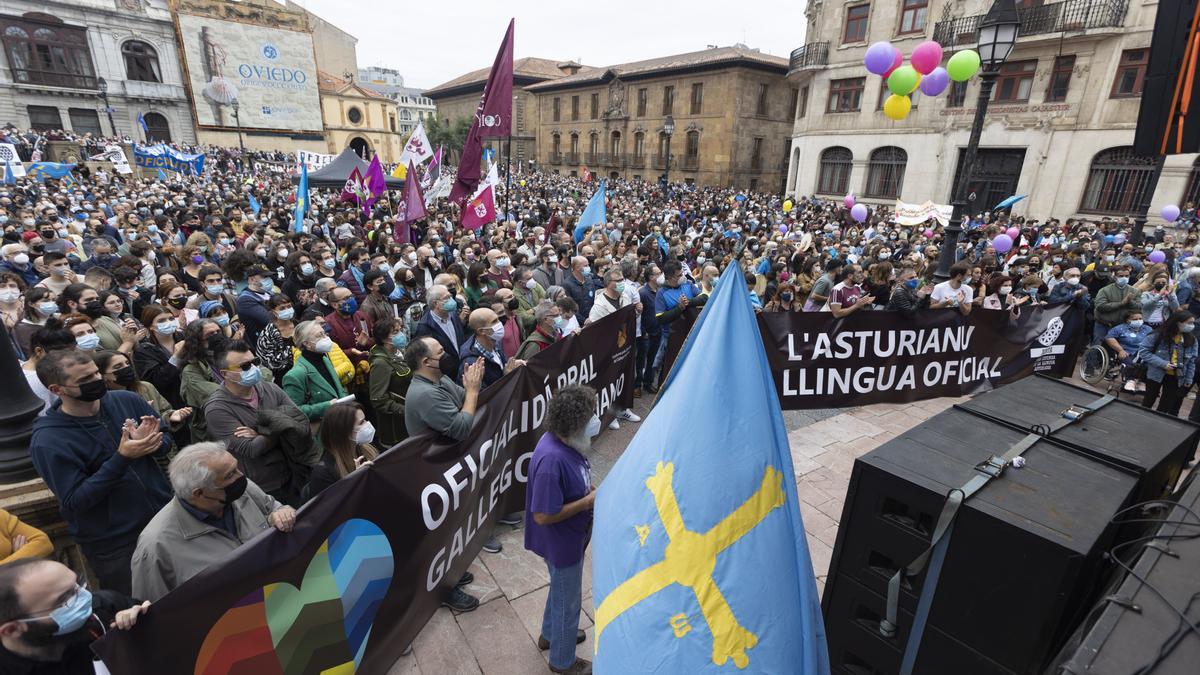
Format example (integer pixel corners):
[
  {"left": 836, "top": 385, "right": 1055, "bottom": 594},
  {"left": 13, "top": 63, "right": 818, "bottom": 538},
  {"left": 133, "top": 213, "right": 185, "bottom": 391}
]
[
  {"left": 887, "top": 66, "right": 919, "bottom": 96},
  {"left": 947, "top": 50, "right": 981, "bottom": 82}
]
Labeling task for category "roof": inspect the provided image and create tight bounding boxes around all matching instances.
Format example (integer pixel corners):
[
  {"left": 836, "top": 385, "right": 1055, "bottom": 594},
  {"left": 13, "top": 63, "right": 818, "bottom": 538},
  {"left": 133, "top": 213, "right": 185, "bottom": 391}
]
[
  {"left": 424, "top": 57, "right": 586, "bottom": 99},
  {"left": 317, "top": 71, "right": 389, "bottom": 100},
  {"left": 525, "top": 45, "right": 787, "bottom": 92}
]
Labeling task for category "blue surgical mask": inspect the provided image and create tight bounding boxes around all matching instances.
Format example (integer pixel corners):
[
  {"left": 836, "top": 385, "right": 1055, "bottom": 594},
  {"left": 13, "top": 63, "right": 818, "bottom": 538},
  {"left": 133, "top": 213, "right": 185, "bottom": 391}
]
[
  {"left": 23, "top": 585, "right": 94, "bottom": 636},
  {"left": 259, "top": 278, "right": 274, "bottom": 293},
  {"left": 155, "top": 319, "right": 179, "bottom": 335},
  {"left": 214, "top": 315, "right": 230, "bottom": 327},
  {"left": 75, "top": 333, "right": 100, "bottom": 350},
  {"left": 240, "top": 364, "right": 262, "bottom": 386},
  {"left": 585, "top": 414, "right": 601, "bottom": 438},
  {"left": 322, "top": 258, "right": 336, "bottom": 269},
  {"left": 1116, "top": 277, "right": 1129, "bottom": 286},
  {"left": 206, "top": 284, "right": 224, "bottom": 296},
  {"left": 300, "top": 263, "right": 315, "bottom": 276},
  {"left": 442, "top": 297, "right": 457, "bottom": 313},
  {"left": 37, "top": 301, "right": 58, "bottom": 315},
  {"left": 391, "top": 332, "right": 409, "bottom": 350},
  {"left": 905, "top": 278, "right": 919, "bottom": 290},
  {"left": 553, "top": 316, "right": 565, "bottom": 330},
  {"left": 275, "top": 307, "right": 295, "bottom": 321}
]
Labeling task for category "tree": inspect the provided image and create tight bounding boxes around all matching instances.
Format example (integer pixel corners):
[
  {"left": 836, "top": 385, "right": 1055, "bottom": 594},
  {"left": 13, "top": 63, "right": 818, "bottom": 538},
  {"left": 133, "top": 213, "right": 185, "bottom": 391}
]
[{"left": 425, "top": 116, "right": 472, "bottom": 163}]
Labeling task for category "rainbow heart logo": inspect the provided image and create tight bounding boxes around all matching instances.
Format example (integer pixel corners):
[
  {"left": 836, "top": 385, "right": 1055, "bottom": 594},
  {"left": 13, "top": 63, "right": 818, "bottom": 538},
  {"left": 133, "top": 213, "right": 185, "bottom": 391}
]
[{"left": 194, "top": 518, "right": 393, "bottom": 675}]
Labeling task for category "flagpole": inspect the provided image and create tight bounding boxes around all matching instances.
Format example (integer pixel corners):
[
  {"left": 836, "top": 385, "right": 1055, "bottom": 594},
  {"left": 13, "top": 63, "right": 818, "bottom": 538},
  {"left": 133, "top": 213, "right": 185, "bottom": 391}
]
[{"left": 504, "top": 132, "right": 512, "bottom": 225}]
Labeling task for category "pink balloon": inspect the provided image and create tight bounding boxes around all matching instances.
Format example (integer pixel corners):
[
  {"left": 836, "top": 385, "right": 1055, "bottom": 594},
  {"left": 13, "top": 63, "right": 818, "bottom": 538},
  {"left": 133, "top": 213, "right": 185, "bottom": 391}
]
[
  {"left": 992, "top": 234, "right": 1013, "bottom": 253},
  {"left": 923, "top": 228, "right": 934, "bottom": 238},
  {"left": 882, "top": 50, "right": 904, "bottom": 79},
  {"left": 910, "top": 41, "right": 944, "bottom": 75},
  {"left": 1148, "top": 250, "right": 1167, "bottom": 264},
  {"left": 1006, "top": 227, "right": 1019, "bottom": 240},
  {"left": 844, "top": 193, "right": 856, "bottom": 209}
]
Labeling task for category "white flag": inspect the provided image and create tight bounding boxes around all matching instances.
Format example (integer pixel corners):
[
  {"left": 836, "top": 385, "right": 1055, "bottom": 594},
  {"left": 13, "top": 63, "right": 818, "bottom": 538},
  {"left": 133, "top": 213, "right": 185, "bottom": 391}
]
[
  {"left": 399, "top": 119, "right": 434, "bottom": 166},
  {"left": 425, "top": 174, "right": 452, "bottom": 206}
]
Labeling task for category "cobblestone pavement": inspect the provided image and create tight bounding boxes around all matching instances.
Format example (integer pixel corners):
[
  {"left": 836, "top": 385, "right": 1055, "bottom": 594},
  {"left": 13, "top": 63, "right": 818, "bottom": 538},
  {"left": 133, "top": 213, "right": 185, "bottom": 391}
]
[{"left": 386, "top": 394, "right": 975, "bottom": 674}]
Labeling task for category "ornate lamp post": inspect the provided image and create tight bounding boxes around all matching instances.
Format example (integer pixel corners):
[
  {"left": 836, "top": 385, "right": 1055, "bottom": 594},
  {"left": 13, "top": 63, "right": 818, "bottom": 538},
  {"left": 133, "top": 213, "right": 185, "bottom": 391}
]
[
  {"left": 97, "top": 77, "right": 118, "bottom": 137},
  {"left": 230, "top": 98, "right": 249, "bottom": 171},
  {"left": 661, "top": 114, "right": 675, "bottom": 195},
  {"left": 933, "top": 0, "right": 1020, "bottom": 281}
]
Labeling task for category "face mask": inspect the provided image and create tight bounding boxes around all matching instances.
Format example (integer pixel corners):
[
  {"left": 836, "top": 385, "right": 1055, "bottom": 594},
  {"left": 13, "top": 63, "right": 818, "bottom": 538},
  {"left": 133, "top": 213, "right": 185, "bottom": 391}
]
[
  {"left": 217, "top": 474, "right": 248, "bottom": 504},
  {"left": 1065, "top": 277, "right": 1080, "bottom": 286},
  {"left": 1129, "top": 319, "right": 1144, "bottom": 328},
  {"left": 259, "top": 278, "right": 274, "bottom": 293},
  {"left": 354, "top": 421, "right": 377, "bottom": 444},
  {"left": 71, "top": 376, "right": 106, "bottom": 400},
  {"left": 1106, "top": 255, "right": 1116, "bottom": 262},
  {"left": 1116, "top": 277, "right": 1129, "bottom": 286},
  {"left": 219, "top": 237, "right": 231, "bottom": 245},
  {"left": 299, "top": 262, "right": 315, "bottom": 276},
  {"left": 656, "top": 274, "right": 666, "bottom": 286},
  {"left": 50, "top": 266, "right": 68, "bottom": 277},
  {"left": 37, "top": 301, "right": 58, "bottom": 316},
  {"left": 903, "top": 278, "right": 919, "bottom": 290},
  {"left": 553, "top": 316, "right": 565, "bottom": 330},
  {"left": 1155, "top": 281, "right": 1168, "bottom": 290},
  {"left": 999, "top": 286, "right": 1012, "bottom": 296},
  {"left": 323, "top": 258, "right": 336, "bottom": 269},
  {"left": 74, "top": 333, "right": 100, "bottom": 350},
  {"left": 113, "top": 365, "right": 137, "bottom": 387},
  {"left": 1182, "top": 323, "right": 1197, "bottom": 334},
  {"left": 206, "top": 283, "right": 224, "bottom": 296},
  {"left": 276, "top": 307, "right": 295, "bottom": 321},
  {"left": 391, "top": 332, "right": 408, "bottom": 350},
  {"left": 442, "top": 297, "right": 458, "bottom": 313},
  {"left": 191, "top": 254, "right": 204, "bottom": 264},
  {"left": 584, "top": 414, "right": 601, "bottom": 439},
  {"left": 13, "top": 252, "right": 28, "bottom": 265},
  {"left": 614, "top": 282, "right": 626, "bottom": 293},
  {"left": 525, "top": 279, "right": 537, "bottom": 291},
  {"left": 276, "top": 249, "right": 289, "bottom": 261},
  {"left": 1026, "top": 289, "right": 1038, "bottom": 298},
  {"left": 155, "top": 318, "right": 179, "bottom": 335},
  {"left": 166, "top": 296, "right": 187, "bottom": 310},
  {"left": 489, "top": 323, "right": 505, "bottom": 342},
  {"left": 0, "top": 289, "right": 19, "bottom": 303},
  {"left": 547, "top": 255, "right": 558, "bottom": 264},
  {"left": 310, "top": 336, "right": 334, "bottom": 353},
  {"left": 33, "top": 586, "right": 95, "bottom": 636},
  {"left": 239, "top": 364, "right": 263, "bottom": 386},
  {"left": 780, "top": 292, "right": 794, "bottom": 302},
  {"left": 582, "top": 266, "right": 592, "bottom": 277},
  {"left": 338, "top": 298, "right": 358, "bottom": 315}
]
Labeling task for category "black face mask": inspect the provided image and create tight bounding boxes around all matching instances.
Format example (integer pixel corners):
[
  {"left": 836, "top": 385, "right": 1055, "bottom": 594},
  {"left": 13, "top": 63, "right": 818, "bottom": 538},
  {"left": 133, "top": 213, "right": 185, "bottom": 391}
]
[
  {"left": 206, "top": 333, "right": 229, "bottom": 356},
  {"left": 166, "top": 296, "right": 187, "bottom": 310},
  {"left": 72, "top": 379, "right": 108, "bottom": 402},
  {"left": 113, "top": 365, "right": 137, "bottom": 387},
  {"left": 216, "top": 474, "right": 248, "bottom": 504},
  {"left": 81, "top": 300, "right": 103, "bottom": 318},
  {"left": 507, "top": 298, "right": 519, "bottom": 311}
]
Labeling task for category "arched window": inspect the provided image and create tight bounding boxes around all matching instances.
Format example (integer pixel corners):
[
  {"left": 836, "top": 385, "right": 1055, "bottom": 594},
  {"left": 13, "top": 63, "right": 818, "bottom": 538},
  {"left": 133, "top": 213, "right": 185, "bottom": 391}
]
[
  {"left": 400, "top": 109, "right": 412, "bottom": 120},
  {"left": 1183, "top": 156, "right": 1200, "bottom": 209},
  {"left": 685, "top": 130, "right": 700, "bottom": 158},
  {"left": 142, "top": 111, "right": 170, "bottom": 142},
  {"left": 552, "top": 133, "right": 561, "bottom": 155},
  {"left": 864, "top": 146, "right": 907, "bottom": 199},
  {"left": 634, "top": 132, "right": 644, "bottom": 157},
  {"left": 0, "top": 15, "right": 95, "bottom": 88},
  {"left": 817, "top": 146, "right": 852, "bottom": 195},
  {"left": 122, "top": 40, "right": 160, "bottom": 82},
  {"left": 610, "top": 130, "right": 621, "bottom": 157},
  {"left": 1079, "top": 146, "right": 1158, "bottom": 215},
  {"left": 569, "top": 133, "right": 579, "bottom": 155},
  {"left": 588, "top": 133, "right": 599, "bottom": 156}
]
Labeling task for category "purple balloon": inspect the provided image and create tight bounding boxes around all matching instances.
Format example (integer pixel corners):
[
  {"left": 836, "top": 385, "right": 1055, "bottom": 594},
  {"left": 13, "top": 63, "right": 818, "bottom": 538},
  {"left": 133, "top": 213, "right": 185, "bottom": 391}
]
[
  {"left": 1005, "top": 227, "right": 1019, "bottom": 240},
  {"left": 779, "top": 225, "right": 788, "bottom": 233},
  {"left": 1113, "top": 233, "right": 1126, "bottom": 244},
  {"left": 992, "top": 234, "right": 1013, "bottom": 253},
  {"left": 844, "top": 193, "right": 856, "bottom": 209},
  {"left": 1148, "top": 250, "right": 1167, "bottom": 264},
  {"left": 1163, "top": 204, "right": 1181, "bottom": 222},
  {"left": 850, "top": 203, "right": 869, "bottom": 223},
  {"left": 919, "top": 67, "right": 950, "bottom": 96},
  {"left": 864, "top": 42, "right": 898, "bottom": 75}
]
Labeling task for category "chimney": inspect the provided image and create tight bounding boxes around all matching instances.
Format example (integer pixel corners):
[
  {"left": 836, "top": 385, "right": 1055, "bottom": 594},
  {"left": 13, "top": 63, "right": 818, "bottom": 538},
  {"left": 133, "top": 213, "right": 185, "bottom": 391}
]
[{"left": 557, "top": 60, "right": 582, "bottom": 76}]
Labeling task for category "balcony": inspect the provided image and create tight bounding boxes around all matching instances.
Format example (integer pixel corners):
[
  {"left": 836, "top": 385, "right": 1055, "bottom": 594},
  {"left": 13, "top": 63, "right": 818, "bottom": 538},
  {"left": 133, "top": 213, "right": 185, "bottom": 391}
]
[
  {"left": 680, "top": 156, "right": 700, "bottom": 171},
  {"left": 584, "top": 153, "right": 601, "bottom": 166},
  {"left": 565, "top": 152, "right": 581, "bottom": 165},
  {"left": 788, "top": 42, "right": 830, "bottom": 73},
  {"left": 627, "top": 154, "right": 645, "bottom": 169},
  {"left": 651, "top": 155, "right": 669, "bottom": 170},
  {"left": 933, "top": 0, "right": 1128, "bottom": 46},
  {"left": 118, "top": 80, "right": 188, "bottom": 102},
  {"left": 548, "top": 152, "right": 563, "bottom": 165}
]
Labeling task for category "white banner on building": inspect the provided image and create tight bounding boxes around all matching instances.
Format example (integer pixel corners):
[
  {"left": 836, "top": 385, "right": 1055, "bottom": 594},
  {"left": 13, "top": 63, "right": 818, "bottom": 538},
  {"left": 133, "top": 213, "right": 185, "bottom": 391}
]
[
  {"left": 0, "top": 144, "right": 25, "bottom": 176},
  {"left": 90, "top": 145, "right": 133, "bottom": 174},
  {"left": 894, "top": 200, "right": 954, "bottom": 226},
  {"left": 296, "top": 150, "right": 334, "bottom": 172}
]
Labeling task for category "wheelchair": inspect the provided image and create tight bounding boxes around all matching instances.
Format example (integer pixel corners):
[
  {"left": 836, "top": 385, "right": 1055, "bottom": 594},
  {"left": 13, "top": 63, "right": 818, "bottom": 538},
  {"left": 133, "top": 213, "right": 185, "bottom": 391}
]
[{"left": 1079, "top": 343, "right": 1143, "bottom": 396}]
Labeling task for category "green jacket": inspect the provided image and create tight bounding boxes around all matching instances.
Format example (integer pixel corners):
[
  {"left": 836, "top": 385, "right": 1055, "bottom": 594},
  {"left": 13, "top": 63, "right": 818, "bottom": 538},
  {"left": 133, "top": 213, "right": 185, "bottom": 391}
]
[
  {"left": 282, "top": 353, "right": 348, "bottom": 420},
  {"left": 367, "top": 345, "right": 413, "bottom": 448},
  {"left": 515, "top": 283, "right": 546, "bottom": 332},
  {"left": 1094, "top": 281, "right": 1137, "bottom": 327}
]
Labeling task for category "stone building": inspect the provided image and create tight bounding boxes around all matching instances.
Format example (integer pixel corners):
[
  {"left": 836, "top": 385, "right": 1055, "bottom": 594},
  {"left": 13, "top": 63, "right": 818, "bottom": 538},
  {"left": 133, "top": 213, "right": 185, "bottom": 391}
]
[
  {"left": 0, "top": 0, "right": 196, "bottom": 144},
  {"left": 358, "top": 66, "right": 436, "bottom": 136},
  {"left": 786, "top": 0, "right": 1197, "bottom": 222},
  {"left": 318, "top": 69, "right": 401, "bottom": 161},
  {"left": 425, "top": 57, "right": 584, "bottom": 166},
  {"left": 526, "top": 45, "right": 794, "bottom": 191}
]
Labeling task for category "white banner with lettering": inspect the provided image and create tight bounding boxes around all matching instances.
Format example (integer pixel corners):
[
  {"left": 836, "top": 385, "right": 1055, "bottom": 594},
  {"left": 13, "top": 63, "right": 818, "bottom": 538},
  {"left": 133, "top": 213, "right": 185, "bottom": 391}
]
[
  {"left": 296, "top": 150, "right": 334, "bottom": 172},
  {"left": 894, "top": 200, "right": 953, "bottom": 226}
]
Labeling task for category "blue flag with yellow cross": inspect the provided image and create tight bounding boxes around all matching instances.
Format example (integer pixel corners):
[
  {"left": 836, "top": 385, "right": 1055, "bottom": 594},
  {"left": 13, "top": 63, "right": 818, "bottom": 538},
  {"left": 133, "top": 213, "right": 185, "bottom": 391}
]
[{"left": 592, "top": 263, "right": 830, "bottom": 673}]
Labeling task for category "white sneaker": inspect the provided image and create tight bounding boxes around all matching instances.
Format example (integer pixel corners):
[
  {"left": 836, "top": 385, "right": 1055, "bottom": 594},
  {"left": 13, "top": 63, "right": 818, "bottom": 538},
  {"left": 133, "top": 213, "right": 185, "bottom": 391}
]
[
  {"left": 618, "top": 409, "right": 642, "bottom": 423},
  {"left": 608, "top": 419, "right": 620, "bottom": 430}
]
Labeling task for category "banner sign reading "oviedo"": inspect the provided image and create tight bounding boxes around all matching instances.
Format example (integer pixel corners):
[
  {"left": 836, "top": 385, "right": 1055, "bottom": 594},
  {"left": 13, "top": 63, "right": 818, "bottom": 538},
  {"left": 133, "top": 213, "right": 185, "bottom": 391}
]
[{"left": 94, "top": 307, "right": 637, "bottom": 675}]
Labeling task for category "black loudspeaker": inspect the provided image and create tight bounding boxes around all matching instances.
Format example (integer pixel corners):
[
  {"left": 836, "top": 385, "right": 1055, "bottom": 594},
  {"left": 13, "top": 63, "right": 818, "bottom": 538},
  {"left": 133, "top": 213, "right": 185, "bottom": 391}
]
[
  {"left": 823, "top": 408, "right": 1140, "bottom": 675},
  {"left": 957, "top": 375, "right": 1200, "bottom": 504},
  {"left": 1054, "top": 471, "right": 1200, "bottom": 674}
]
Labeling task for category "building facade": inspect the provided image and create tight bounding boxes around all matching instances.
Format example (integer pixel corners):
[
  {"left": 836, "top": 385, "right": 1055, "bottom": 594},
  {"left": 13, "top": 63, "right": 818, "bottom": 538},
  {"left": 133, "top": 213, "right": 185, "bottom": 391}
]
[
  {"left": 318, "top": 70, "right": 401, "bottom": 162},
  {"left": 786, "top": 0, "right": 1197, "bottom": 222},
  {"left": 0, "top": 0, "right": 195, "bottom": 145},
  {"left": 425, "top": 57, "right": 584, "bottom": 166},
  {"left": 358, "top": 66, "right": 436, "bottom": 136},
  {"left": 527, "top": 46, "right": 795, "bottom": 191}
]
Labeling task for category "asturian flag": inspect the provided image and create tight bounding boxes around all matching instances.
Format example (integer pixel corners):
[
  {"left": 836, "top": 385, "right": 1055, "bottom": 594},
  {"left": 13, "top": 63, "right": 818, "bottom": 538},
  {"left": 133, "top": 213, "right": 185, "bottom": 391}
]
[
  {"left": 591, "top": 264, "right": 831, "bottom": 674},
  {"left": 398, "top": 118, "right": 434, "bottom": 167}
]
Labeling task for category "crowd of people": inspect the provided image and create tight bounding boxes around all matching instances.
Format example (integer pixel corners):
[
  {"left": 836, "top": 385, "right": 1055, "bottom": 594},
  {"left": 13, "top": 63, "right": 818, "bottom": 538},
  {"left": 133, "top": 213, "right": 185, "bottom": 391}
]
[{"left": 0, "top": 124, "right": 1198, "bottom": 673}]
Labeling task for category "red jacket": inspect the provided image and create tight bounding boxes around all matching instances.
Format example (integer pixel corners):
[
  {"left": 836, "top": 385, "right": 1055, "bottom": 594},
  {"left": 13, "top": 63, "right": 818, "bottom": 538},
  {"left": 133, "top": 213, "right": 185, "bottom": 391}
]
[{"left": 324, "top": 310, "right": 375, "bottom": 364}]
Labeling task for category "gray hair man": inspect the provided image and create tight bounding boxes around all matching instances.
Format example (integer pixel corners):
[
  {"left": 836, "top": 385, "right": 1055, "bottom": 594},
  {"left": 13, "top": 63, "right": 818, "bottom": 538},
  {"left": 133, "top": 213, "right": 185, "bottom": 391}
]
[
  {"left": 131, "top": 442, "right": 296, "bottom": 601},
  {"left": 300, "top": 277, "right": 339, "bottom": 322}
]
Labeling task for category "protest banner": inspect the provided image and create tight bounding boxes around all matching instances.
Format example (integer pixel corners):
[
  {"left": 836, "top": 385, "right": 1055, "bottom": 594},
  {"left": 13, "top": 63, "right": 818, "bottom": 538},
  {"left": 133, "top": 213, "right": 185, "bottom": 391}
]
[
  {"left": 893, "top": 199, "right": 954, "bottom": 226},
  {"left": 296, "top": 150, "right": 335, "bottom": 172},
  {"left": 89, "top": 145, "right": 132, "bottom": 174},
  {"left": 93, "top": 307, "right": 637, "bottom": 675},
  {"left": 132, "top": 144, "right": 206, "bottom": 176},
  {"left": 0, "top": 143, "right": 25, "bottom": 176}
]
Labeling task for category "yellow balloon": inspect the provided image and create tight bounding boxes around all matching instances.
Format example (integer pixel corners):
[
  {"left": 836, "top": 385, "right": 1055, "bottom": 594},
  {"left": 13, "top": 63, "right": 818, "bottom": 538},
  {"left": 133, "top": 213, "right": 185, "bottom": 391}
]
[
  {"left": 783, "top": 199, "right": 794, "bottom": 213},
  {"left": 519, "top": 179, "right": 526, "bottom": 187},
  {"left": 883, "top": 94, "right": 912, "bottom": 121}
]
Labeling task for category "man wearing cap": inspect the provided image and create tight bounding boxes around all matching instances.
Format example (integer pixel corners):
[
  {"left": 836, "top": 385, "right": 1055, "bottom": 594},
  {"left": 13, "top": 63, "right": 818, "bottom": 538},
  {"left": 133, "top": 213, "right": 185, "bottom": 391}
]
[{"left": 236, "top": 264, "right": 275, "bottom": 346}]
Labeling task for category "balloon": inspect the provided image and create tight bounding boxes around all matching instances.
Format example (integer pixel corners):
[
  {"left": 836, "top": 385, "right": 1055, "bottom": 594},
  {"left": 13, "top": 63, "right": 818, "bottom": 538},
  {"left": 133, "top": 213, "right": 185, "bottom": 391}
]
[
  {"left": 910, "top": 41, "right": 944, "bottom": 75},
  {"left": 1104, "top": 234, "right": 1115, "bottom": 243},
  {"left": 947, "top": 50, "right": 981, "bottom": 82},
  {"left": 844, "top": 193, "right": 856, "bottom": 209},
  {"left": 992, "top": 234, "right": 1013, "bottom": 253},
  {"left": 1162, "top": 204, "right": 1181, "bottom": 222},
  {"left": 864, "top": 42, "right": 898, "bottom": 75},
  {"left": 1148, "top": 250, "right": 1167, "bottom": 264},
  {"left": 919, "top": 67, "right": 950, "bottom": 96},
  {"left": 519, "top": 179, "right": 526, "bottom": 187},
  {"left": 1006, "top": 227, "right": 1019, "bottom": 239},
  {"left": 779, "top": 225, "right": 789, "bottom": 233},
  {"left": 851, "top": 203, "right": 869, "bottom": 223},
  {"left": 735, "top": 194, "right": 747, "bottom": 202},
  {"left": 882, "top": 94, "right": 912, "bottom": 121},
  {"left": 782, "top": 199, "right": 793, "bottom": 213},
  {"left": 887, "top": 66, "right": 920, "bottom": 96},
  {"left": 923, "top": 228, "right": 934, "bottom": 238},
  {"left": 882, "top": 50, "right": 904, "bottom": 79},
  {"left": 1114, "top": 233, "right": 1126, "bottom": 244}
]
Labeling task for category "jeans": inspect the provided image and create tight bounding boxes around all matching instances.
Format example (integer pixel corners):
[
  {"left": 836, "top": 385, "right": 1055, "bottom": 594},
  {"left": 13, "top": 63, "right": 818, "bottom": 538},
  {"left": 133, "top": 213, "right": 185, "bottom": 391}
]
[
  {"left": 542, "top": 559, "right": 584, "bottom": 670},
  {"left": 1092, "top": 321, "right": 1111, "bottom": 347},
  {"left": 1143, "top": 374, "right": 1187, "bottom": 416},
  {"left": 86, "top": 542, "right": 136, "bottom": 596},
  {"left": 636, "top": 332, "right": 662, "bottom": 388}
]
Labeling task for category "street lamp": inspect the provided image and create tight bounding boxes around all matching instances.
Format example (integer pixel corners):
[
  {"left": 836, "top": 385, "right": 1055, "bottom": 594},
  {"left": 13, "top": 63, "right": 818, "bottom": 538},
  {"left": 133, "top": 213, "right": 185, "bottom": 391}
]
[
  {"left": 230, "top": 98, "right": 248, "bottom": 170},
  {"left": 662, "top": 114, "right": 675, "bottom": 194},
  {"left": 933, "top": 0, "right": 1020, "bottom": 281},
  {"left": 97, "top": 77, "right": 118, "bottom": 138}
]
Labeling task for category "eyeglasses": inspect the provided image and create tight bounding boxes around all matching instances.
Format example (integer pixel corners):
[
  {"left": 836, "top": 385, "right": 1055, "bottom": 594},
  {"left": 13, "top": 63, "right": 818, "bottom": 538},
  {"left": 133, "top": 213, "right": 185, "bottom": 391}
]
[
  {"left": 226, "top": 358, "right": 260, "bottom": 372},
  {"left": 18, "top": 577, "right": 87, "bottom": 623}
]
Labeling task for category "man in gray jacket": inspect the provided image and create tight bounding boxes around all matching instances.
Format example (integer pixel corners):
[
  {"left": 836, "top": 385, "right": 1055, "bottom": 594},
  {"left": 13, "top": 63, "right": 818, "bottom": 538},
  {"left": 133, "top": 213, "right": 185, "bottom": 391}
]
[
  {"left": 404, "top": 336, "right": 485, "bottom": 440},
  {"left": 203, "top": 340, "right": 317, "bottom": 506},
  {"left": 131, "top": 442, "right": 296, "bottom": 601}
]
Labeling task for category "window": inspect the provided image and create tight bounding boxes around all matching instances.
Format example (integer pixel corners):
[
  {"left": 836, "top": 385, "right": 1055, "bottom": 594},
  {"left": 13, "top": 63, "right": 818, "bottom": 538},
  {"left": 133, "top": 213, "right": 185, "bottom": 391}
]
[
  {"left": 658, "top": 132, "right": 670, "bottom": 160},
  {"left": 570, "top": 133, "right": 579, "bottom": 155},
  {"left": 552, "top": 134, "right": 561, "bottom": 155},
  {"left": 817, "top": 147, "right": 853, "bottom": 194},
  {"left": 798, "top": 85, "right": 809, "bottom": 118},
  {"left": 553, "top": 97, "right": 560, "bottom": 122},
  {"left": 947, "top": 80, "right": 967, "bottom": 107},
  {"left": 993, "top": 59, "right": 1036, "bottom": 102},
  {"left": 750, "top": 137, "right": 763, "bottom": 170},
  {"left": 1111, "top": 49, "right": 1148, "bottom": 98},
  {"left": 877, "top": 80, "right": 920, "bottom": 110},
  {"left": 590, "top": 92, "right": 599, "bottom": 119},
  {"left": 686, "top": 130, "right": 700, "bottom": 158},
  {"left": 68, "top": 108, "right": 101, "bottom": 136},
  {"left": 389, "top": 115, "right": 396, "bottom": 132},
  {"left": 122, "top": 40, "right": 160, "bottom": 82},
  {"left": 1045, "top": 55, "right": 1075, "bottom": 103},
  {"left": 634, "top": 132, "right": 644, "bottom": 157},
  {"left": 610, "top": 131, "right": 621, "bottom": 156},
  {"left": 637, "top": 88, "right": 647, "bottom": 117},
  {"left": 844, "top": 4, "right": 870, "bottom": 43},
  {"left": 662, "top": 85, "right": 675, "bottom": 115},
  {"left": 347, "top": 106, "right": 363, "bottom": 124},
  {"left": 27, "top": 105, "right": 61, "bottom": 131},
  {"left": 827, "top": 77, "right": 865, "bottom": 113},
  {"left": 899, "top": 0, "right": 928, "bottom": 34},
  {"left": 1080, "top": 146, "right": 1158, "bottom": 215},
  {"left": 865, "top": 147, "right": 907, "bottom": 198},
  {"left": 691, "top": 83, "right": 703, "bottom": 114},
  {"left": 142, "top": 111, "right": 170, "bottom": 142},
  {"left": 0, "top": 16, "right": 97, "bottom": 89},
  {"left": 589, "top": 133, "right": 599, "bottom": 156},
  {"left": 571, "top": 95, "right": 579, "bottom": 121},
  {"left": 756, "top": 83, "right": 769, "bottom": 115}
]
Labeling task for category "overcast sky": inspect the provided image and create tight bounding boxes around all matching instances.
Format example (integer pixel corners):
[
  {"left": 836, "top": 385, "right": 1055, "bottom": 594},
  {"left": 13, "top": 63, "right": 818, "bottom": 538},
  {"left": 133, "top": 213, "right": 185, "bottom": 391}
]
[{"left": 298, "top": 0, "right": 806, "bottom": 90}]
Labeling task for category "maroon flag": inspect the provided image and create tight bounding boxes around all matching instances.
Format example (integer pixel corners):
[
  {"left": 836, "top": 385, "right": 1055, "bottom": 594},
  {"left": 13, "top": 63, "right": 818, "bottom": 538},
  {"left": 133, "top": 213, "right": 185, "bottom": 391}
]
[
  {"left": 450, "top": 19, "right": 514, "bottom": 204},
  {"left": 398, "top": 161, "right": 427, "bottom": 245},
  {"left": 340, "top": 167, "right": 364, "bottom": 203},
  {"left": 461, "top": 184, "right": 496, "bottom": 230}
]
